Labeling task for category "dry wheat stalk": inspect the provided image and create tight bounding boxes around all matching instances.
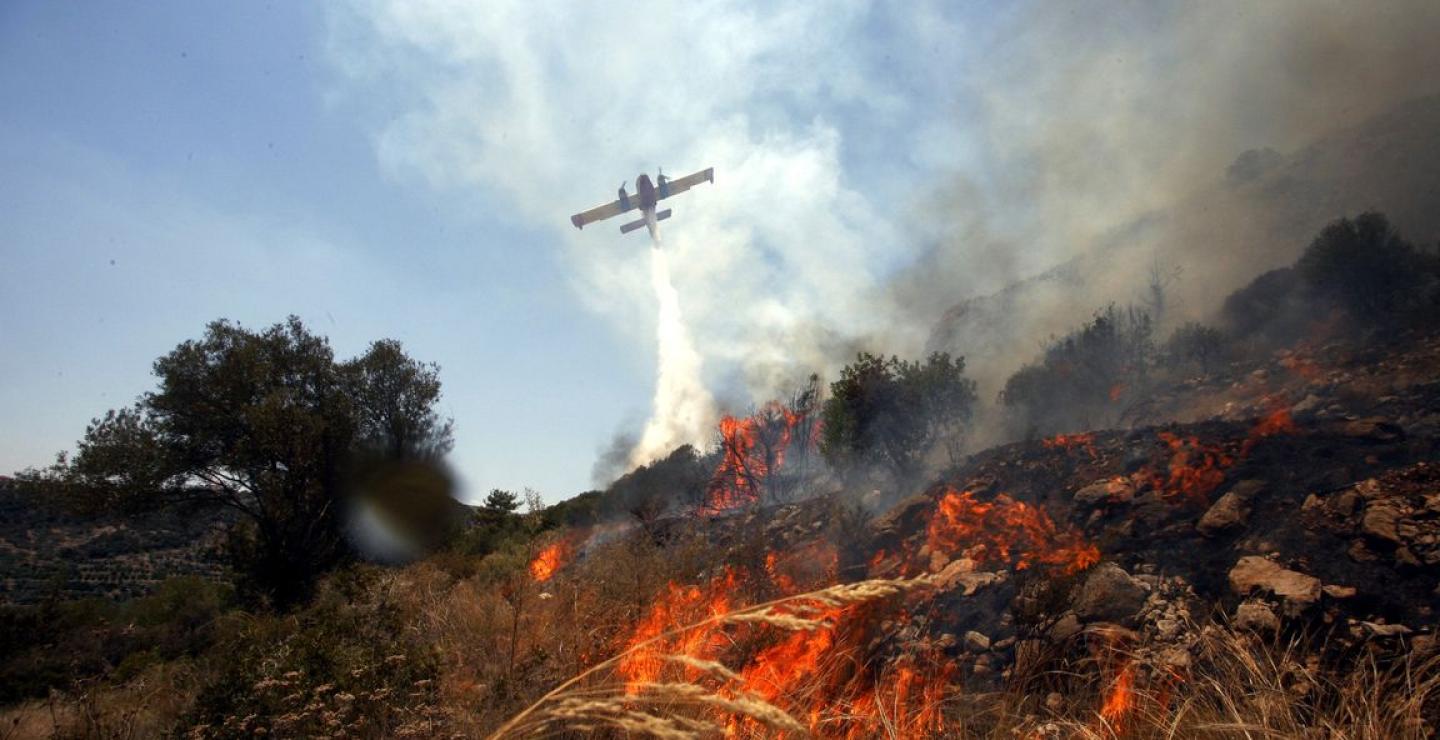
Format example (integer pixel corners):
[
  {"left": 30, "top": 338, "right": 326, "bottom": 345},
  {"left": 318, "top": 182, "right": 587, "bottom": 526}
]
[{"left": 485, "top": 574, "right": 940, "bottom": 739}]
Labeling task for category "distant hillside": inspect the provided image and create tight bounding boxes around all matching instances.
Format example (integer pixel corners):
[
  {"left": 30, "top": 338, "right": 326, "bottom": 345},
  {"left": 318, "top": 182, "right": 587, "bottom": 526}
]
[
  {"left": 0, "top": 483, "right": 231, "bottom": 604},
  {"left": 928, "top": 94, "right": 1440, "bottom": 391}
]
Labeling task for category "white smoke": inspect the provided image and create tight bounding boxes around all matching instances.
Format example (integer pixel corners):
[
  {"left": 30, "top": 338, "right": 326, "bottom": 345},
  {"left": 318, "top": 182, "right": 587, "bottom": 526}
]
[{"left": 630, "top": 224, "right": 717, "bottom": 467}]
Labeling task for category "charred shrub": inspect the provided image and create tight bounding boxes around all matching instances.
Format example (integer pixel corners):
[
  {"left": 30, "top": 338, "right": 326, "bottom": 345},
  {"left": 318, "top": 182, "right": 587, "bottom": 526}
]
[{"left": 1000, "top": 305, "right": 1154, "bottom": 436}]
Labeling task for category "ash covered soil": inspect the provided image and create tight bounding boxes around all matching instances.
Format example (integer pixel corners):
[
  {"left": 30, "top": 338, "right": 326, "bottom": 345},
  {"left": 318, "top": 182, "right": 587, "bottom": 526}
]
[{"left": 622, "top": 330, "right": 1440, "bottom": 728}]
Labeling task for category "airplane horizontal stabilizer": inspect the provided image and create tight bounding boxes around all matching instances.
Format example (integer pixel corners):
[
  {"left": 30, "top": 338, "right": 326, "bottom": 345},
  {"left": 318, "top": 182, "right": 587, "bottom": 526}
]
[{"left": 619, "top": 209, "right": 672, "bottom": 235}]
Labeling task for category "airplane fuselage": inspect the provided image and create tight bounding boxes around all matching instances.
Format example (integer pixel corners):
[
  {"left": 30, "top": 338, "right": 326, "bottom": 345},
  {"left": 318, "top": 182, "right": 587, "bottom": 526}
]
[{"left": 634, "top": 173, "right": 658, "bottom": 212}]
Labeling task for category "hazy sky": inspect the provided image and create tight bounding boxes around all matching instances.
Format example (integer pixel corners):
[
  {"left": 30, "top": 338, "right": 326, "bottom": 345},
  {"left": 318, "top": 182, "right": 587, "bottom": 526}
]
[
  {"left": 0, "top": 2, "right": 987, "bottom": 501},
  {"left": 4, "top": 1, "right": 1434, "bottom": 503}
]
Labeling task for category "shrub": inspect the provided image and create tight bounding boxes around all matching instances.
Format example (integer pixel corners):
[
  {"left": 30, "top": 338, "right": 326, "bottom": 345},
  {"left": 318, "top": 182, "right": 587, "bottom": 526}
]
[
  {"left": 821, "top": 352, "right": 977, "bottom": 480},
  {"left": 1000, "top": 305, "right": 1154, "bottom": 435},
  {"left": 1296, "top": 212, "right": 1432, "bottom": 325},
  {"left": 1163, "top": 321, "right": 1227, "bottom": 374}
]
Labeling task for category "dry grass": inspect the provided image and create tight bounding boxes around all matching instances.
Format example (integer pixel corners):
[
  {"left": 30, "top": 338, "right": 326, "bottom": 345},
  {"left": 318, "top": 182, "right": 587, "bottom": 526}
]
[
  {"left": 486, "top": 574, "right": 941, "bottom": 739},
  {"left": 482, "top": 580, "right": 1439, "bottom": 740}
]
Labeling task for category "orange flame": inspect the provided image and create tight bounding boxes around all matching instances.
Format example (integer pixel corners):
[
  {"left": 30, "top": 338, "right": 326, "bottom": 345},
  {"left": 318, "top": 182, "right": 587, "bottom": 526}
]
[
  {"left": 1099, "top": 661, "right": 1137, "bottom": 730},
  {"left": 703, "top": 401, "right": 819, "bottom": 515},
  {"left": 1043, "top": 432, "right": 1099, "bottom": 460},
  {"left": 617, "top": 568, "right": 740, "bottom": 693},
  {"left": 1241, "top": 396, "right": 1300, "bottom": 457},
  {"left": 924, "top": 488, "right": 1100, "bottom": 575},
  {"left": 1146, "top": 433, "right": 1233, "bottom": 506},
  {"left": 529, "top": 540, "right": 572, "bottom": 582}
]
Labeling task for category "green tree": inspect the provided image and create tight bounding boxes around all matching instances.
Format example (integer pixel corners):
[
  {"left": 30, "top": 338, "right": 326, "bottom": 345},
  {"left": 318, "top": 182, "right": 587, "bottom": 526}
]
[
  {"left": 821, "top": 352, "right": 977, "bottom": 480},
  {"left": 482, "top": 489, "right": 521, "bottom": 514},
  {"left": 1296, "top": 212, "right": 1428, "bottom": 323},
  {"left": 61, "top": 317, "right": 454, "bottom": 606},
  {"left": 1164, "top": 321, "right": 1226, "bottom": 375}
]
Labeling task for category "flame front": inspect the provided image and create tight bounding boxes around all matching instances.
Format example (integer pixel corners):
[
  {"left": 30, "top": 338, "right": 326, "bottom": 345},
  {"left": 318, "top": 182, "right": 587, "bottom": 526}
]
[{"left": 924, "top": 487, "right": 1100, "bottom": 575}]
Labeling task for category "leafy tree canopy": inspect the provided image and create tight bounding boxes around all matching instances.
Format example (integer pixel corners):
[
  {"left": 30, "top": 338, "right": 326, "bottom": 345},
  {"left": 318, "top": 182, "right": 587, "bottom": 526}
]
[
  {"left": 821, "top": 352, "right": 977, "bottom": 480},
  {"left": 57, "top": 316, "right": 455, "bottom": 606}
]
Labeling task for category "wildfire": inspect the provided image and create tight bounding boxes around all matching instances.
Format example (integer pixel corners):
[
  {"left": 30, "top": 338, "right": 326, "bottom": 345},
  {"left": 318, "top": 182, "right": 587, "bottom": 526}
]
[
  {"left": 1109, "top": 383, "right": 1127, "bottom": 402},
  {"left": 703, "top": 401, "right": 819, "bottom": 515},
  {"left": 924, "top": 488, "right": 1100, "bottom": 575},
  {"left": 1146, "top": 433, "right": 1233, "bottom": 506},
  {"left": 1099, "top": 661, "right": 1137, "bottom": 729},
  {"left": 1278, "top": 353, "right": 1322, "bottom": 381},
  {"left": 1043, "top": 432, "right": 1099, "bottom": 459},
  {"left": 529, "top": 540, "right": 572, "bottom": 582},
  {"left": 1241, "top": 396, "right": 1300, "bottom": 457},
  {"left": 617, "top": 568, "right": 740, "bottom": 692},
  {"left": 613, "top": 545, "right": 958, "bottom": 736}
]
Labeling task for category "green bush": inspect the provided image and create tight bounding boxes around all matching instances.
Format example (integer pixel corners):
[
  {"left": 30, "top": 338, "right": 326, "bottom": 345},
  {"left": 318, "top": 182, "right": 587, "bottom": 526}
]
[
  {"left": 821, "top": 351, "right": 977, "bottom": 480},
  {"left": 1000, "top": 305, "right": 1154, "bottom": 435},
  {"left": 1296, "top": 212, "right": 1433, "bottom": 325}
]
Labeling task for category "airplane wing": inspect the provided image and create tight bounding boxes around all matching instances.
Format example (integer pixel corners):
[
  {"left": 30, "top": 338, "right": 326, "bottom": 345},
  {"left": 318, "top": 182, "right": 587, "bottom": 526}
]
[
  {"left": 657, "top": 167, "right": 715, "bottom": 200},
  {"left": 570, "top": 198, "right": 635, "bottom": 229}
]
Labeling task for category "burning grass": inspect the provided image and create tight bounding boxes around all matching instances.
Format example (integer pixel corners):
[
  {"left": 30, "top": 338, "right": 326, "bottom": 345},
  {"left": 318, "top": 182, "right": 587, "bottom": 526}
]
[{"left": 920, "top": 487, "right": 1100, "bottom": 576}]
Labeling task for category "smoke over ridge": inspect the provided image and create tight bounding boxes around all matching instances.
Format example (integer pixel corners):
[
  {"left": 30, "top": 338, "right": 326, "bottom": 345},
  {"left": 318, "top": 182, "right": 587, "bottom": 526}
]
[{"left": 327, "top": 0, "right": 1440, "bottom": 480}]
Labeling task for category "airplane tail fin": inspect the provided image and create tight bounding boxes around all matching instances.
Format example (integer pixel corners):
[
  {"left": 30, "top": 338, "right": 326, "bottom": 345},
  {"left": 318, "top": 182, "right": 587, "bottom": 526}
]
[{"left": 620, "top": 209, "right": 671, "bottom": 235}]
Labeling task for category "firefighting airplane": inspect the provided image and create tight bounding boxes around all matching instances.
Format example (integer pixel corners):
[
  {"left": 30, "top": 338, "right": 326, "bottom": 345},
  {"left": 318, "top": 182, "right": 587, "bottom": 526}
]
[{"left": 569, "top": 167, "right": 714, "bottom": 240}]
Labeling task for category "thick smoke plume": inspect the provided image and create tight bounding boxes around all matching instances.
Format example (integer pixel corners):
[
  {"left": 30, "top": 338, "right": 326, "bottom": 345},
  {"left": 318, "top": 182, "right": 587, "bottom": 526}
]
[{"left": 328, "top": 1, "right": 1440, "bottom": 481}]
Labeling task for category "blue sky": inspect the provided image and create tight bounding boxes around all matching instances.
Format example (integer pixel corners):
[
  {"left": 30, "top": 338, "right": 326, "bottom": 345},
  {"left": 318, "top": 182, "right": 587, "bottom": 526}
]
[
  {"left": 4, "top": 1, "right": 1433, "bottom": 502},
  {"left": 0, "top": 2, "right": 658, "bottom": 501},
  {"left": 0, "top": 1, "right": 990, "bottom": 501}
]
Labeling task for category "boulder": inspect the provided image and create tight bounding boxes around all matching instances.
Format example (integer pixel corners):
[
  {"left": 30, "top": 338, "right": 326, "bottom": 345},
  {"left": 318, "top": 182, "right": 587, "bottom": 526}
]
[
  {"left": 1227, "top": 480, "right": 1267, "bottom": 501},
  {"left": 964, "top": 630, "right": 991, "bottom": 652},
  {"left": 1228, "top": 556, "right": 1321, "bottom": 608},
  {"left": 1047, "top": 613, "right": 1083, "bottom": 642},
  {"left": 1292, "top": 394, "right": 1324, "bottom": 415},
  {"left": 1234, "top": 601, "right": 1280, "bottom": 636},
  {"left": 1197, "top": 492, "right": 1251, "bottom": 536},
  {"left": 869, "top": 493, "right": 933, "bottom": 543},
  {"left": 1074, "top": 478, "right": 1133, "bottom": 506},
  {"left": 1342, "top": 417, "right": 1405, "bottom": 443},
  {"left": 1074, "top": 562, "right": 1148, "bottom": 623},
  {"left": 1361, "top": 503, "right": 1404, "bottom": 544}
]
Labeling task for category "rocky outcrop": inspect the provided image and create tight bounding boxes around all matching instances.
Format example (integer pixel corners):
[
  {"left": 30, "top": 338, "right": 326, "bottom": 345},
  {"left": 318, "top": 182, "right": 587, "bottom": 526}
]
[{"left": 1228, "top": 556, "right": 1321, "bottom": 609}]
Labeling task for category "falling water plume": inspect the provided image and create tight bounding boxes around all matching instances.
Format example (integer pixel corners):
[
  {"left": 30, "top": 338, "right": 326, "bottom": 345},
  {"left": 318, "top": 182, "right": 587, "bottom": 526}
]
[{"left": 629, "top": 222, "right": 717, "bottom": 468}]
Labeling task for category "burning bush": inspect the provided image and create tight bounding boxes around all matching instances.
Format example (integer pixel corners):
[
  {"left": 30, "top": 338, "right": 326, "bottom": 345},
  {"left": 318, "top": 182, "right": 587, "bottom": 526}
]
[{"left": 705, "top": 389, "right": 822, "bottom": 514}]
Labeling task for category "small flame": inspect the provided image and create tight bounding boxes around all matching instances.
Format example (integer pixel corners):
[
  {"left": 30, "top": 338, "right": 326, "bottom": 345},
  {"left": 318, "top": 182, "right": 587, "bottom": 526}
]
[
  {"left": 529, "top": 540, "right": 572, "bottom": 582},
  {"left": 1147, "top": 433, "right": 1233, "bottom": 506},
  {"left": 1043, "top": 432, "right": 1099, "bottom": 459},
  {"left": 1241, "top": 395, "right": 1300, "bottom": 456},
  {"left": 1099, "top": 661, "right": 1137, "bottom": 729}
]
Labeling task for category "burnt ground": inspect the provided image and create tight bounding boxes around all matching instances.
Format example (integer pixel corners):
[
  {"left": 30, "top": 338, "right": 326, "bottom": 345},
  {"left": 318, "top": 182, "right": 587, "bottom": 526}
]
[{"left": 633, "top": 330, "right": 1440, "bottom": 707}]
